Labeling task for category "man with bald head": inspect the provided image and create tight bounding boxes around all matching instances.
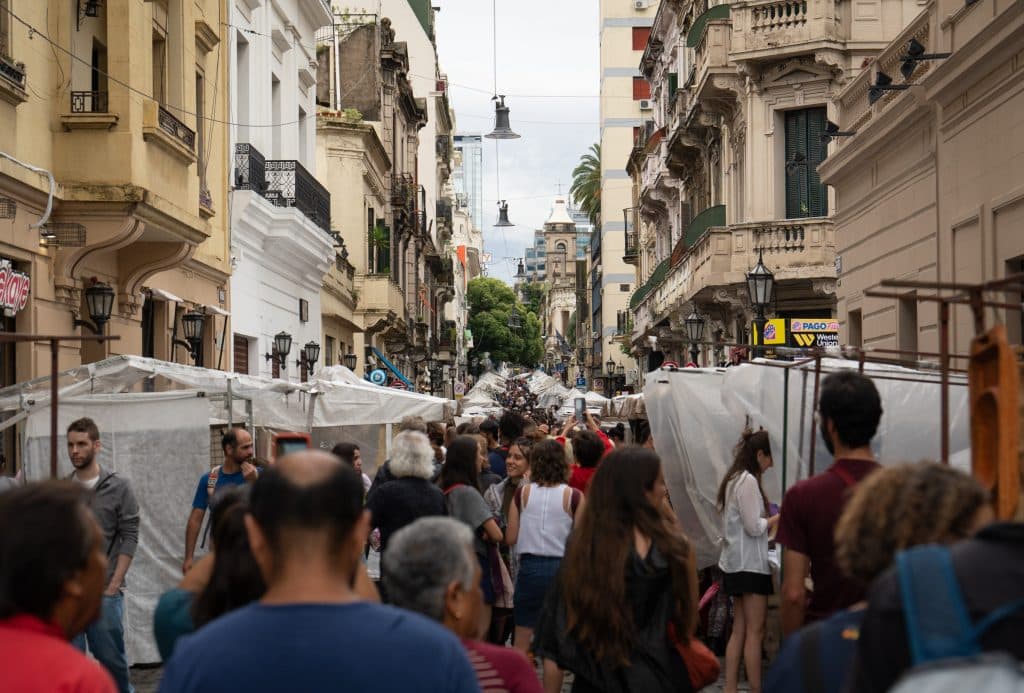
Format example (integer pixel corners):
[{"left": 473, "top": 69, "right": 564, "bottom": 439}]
[
  {"left": 183, "top": 428, "right": 257, "bottom": 574},
  {"left": 160, "top": 451, "right": 480, "bottom": 693}
]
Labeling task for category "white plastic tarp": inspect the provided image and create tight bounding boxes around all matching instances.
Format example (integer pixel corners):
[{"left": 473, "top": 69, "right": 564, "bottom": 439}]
[
  {"left": 0, "top": 356, "right": 451, "bottom": 427},
  {"left": 23, "top": 393, "right": 210, "bottom": 665},
  {"left": 645, "top": 359, "right": 971, "bottom": 569}
]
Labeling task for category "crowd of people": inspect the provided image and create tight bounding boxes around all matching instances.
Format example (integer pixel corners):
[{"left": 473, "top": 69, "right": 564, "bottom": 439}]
[{"left": 1, "top": 369, "right": 1023, "bottom": 693}]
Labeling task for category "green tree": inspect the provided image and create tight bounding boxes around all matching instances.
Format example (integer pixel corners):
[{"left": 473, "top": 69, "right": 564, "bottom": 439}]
[
  {"left": 467, "top": 277, "right": 544, "bottom": 368},
  {"left": 520, "top": 282, "right": 546, "bottom": 317},
  {"left": 570, "top": 143, "right": 601, "bottom": 226}
]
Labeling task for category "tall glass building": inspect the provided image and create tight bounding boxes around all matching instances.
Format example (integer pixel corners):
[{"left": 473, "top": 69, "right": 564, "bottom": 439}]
[{"left": 453, "top": 134, "right": 483, "bottom": 231}]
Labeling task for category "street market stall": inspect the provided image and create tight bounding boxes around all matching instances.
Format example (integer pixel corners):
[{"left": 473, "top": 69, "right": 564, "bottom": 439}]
[
  {"left": 0, "top": 355, "right": 451, "bottom": 664},
  {"left": 645, "top": 358, "right": 971, "bottom": 569}
]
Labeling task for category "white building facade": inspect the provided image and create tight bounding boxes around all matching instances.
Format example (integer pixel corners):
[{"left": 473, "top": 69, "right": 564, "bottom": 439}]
[{"left": 228, "top": 0, "right": 334, "bottom": 381}]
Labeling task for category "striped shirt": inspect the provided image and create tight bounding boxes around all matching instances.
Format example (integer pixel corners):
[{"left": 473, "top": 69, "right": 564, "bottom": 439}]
[{"left": 461, "top": 638, "right": 543, "bottom": 693}]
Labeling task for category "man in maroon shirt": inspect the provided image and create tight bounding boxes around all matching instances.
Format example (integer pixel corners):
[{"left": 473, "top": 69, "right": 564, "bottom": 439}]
[
  {"left": 776, "top": 371, "right": 882, "bottom": 636},
  {"left": 0, "top": 481, "right": 116, "bottom": 692}
]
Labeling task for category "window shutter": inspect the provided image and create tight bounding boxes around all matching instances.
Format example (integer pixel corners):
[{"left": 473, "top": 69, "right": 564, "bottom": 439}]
[
  {"left": 785, "top": 110, "right": 809, "bottom": 219},
  {"left": 806, "top": 107, "right": 827, "bottom": 217},
  {"left": 668, "top": 72, "right": 678, "bottom": 96},
  {"left": 633, "top": 77, "right": 651, "bottom": 100}
]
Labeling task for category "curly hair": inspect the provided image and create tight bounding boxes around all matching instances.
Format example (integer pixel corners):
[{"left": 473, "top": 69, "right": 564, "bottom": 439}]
[
  {"left": 834, "top": 461, "right": 990, "bottom": 587},
  {"left": 528, "top": 438, "right": 569, "bottom": 486}
]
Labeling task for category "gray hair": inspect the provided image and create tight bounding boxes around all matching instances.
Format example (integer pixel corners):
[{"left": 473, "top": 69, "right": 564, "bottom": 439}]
[
  {"left": 389, "top": 431, "right": 435, "bottom": 479},
  {"left": 382, "top": 517, "right": 476, "bottom": 623}
]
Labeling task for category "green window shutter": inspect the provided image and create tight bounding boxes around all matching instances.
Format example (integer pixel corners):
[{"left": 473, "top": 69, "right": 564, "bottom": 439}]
[
  {"left": 785, "top": 110, "right": 809, "bottom": 219},
  {"left": 668, "top": 72, "right": 678, "bottom": 95},
  {"left": 785, "top": 107, "right": 828, "bottom": 218},
  {"left": 806, "top": 107, "right": 827, "bottom": 217}
]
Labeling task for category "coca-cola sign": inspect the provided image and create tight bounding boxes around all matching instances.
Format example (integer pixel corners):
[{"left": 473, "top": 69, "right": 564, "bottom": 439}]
[{"left": 0, "top": 262, "right": 30, "bottom": 314}]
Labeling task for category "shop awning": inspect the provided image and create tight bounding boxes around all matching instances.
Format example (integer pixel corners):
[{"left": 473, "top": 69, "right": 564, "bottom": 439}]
[
  {"left": 371, "top": 347, "right": 414, "bottom": 390},
  {"left": 204, "top": 304, "right": 230, "bottom": 317},
  {"left": 148, "top": 287, "right": 184, "bottom": 303}
]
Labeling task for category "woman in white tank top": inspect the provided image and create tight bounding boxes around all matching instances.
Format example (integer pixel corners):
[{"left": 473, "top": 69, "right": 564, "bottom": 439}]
[{"left": 505, "top": 438, "right": 585, "bottom": 658}]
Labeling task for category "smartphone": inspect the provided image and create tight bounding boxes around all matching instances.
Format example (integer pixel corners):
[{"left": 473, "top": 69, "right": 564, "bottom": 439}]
[{"left": 574, "top": 397, "right": 586, "bottom": 419}]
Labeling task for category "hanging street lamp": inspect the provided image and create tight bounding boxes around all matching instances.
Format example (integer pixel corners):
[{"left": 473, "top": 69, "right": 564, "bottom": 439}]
[
  {"left": 495, "top": 200, "right": 513, "bottom": 227},
  {"left": 484, "top": 96, "right": 520, "bottom": 139},
  {"left": 180, "top": 310, "right": 205, "bottom": 364},
  {"left": 343, "top": 352, "right": 358, "bottom": 371}
]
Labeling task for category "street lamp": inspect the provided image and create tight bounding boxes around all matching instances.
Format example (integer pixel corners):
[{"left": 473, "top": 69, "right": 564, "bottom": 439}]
[
  {"left": 264, "top": 331, "right": 293, "bottom": 372},
  {"left": 180, "top": 310, "right": 205, "bottom": 364},
  {"left": 73, "top": 282, "right": 115, "bottom": 335},
  {"left": 684, "top": 308, "right": 705, "bottom": 366},
  {"left": 343, "top": 352, "right": 358, "bottom": 371},
  {"left": 296, "top": 341, "right": 320, "bottom": 372},
  {"left": 746, "top": 249, "right": 775, "bottom": 358}
]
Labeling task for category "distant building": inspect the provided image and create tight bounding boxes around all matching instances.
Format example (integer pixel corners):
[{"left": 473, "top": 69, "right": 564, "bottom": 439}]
[{"left": 453, "top": 134, "right": 484, "bottom": 231}]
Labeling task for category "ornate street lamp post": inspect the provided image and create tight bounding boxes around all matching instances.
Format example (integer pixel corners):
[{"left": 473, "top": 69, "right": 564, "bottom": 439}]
[
  {"left": 746, "top": 250, "right": 775, "bottom": 358},
  {"left": 684, "top": 309, "right": 705, "bottom": 366}
]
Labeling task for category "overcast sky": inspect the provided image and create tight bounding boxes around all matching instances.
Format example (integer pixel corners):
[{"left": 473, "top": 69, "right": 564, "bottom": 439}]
[{"left": 434, "top": 0, "right": 600, "bottom": 286}]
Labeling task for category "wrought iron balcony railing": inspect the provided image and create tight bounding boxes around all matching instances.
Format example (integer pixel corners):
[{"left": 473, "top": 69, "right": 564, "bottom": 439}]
[
  {"left": 70, "top": 90, "right": 108, "bottom": 113},
  {"left": 158, "top": 105, "right": 195, "bottom": 151},
  {"left": 234, "top": 143, "right": 267, "bottom": 194},
  {"left": 0, "top": 54, "right": 26, "bottom": 91},
  {"left": 265, "top": 159, "right": 331, "bottom": 232}
]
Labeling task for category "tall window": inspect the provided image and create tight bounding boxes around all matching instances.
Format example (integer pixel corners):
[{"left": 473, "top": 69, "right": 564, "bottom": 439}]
[
  {"left": 632, "top": 77, "right": 651, "bottom": 101},
  {"left": 899, "top": 294, "right": 918, "bottom": 355},
  {"left": 271, "top": 75, "right": 282, "bottom": 158},
  {"left": 196, "top": 69, "right": 206, "bottom": 189},
  {"left": 298, "top": 107, "right": 308, "bottom": 165},
  {"left": 784, "top": 107, "right": 827, "bottom": 218},
  {"left": 847, "top": 309, "right": 863, "bottom": 348},
  {"left": 91, "top": 39, "right": 108, "bottom": 94},
  {"left": 324, "top": 336, "right": 335, "bottom": 367},
  {"left": 0, "top": 0, "right": 10, "bottom": 60},
  {"left": 236, "top": 35, "right": 250, "bottom": 143},
  {"left": 152, "top": 29, "right": 167, "bottom": 103},
  {"left": 631, "top": 26, "right": 651, "bottom": 51}
]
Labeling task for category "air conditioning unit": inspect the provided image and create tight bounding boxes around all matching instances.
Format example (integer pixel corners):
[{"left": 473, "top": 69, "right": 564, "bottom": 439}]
[
  {"left": 634, "top": 0, "right": 649, "bottom": 8},
  {"left": 639, "top": 99, "right": 653, "bottom": 111}
]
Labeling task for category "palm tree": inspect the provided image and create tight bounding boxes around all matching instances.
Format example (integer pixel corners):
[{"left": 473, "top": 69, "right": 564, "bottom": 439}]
[{"left": 570, "top": 143, "right": 601, "bottom": 226}]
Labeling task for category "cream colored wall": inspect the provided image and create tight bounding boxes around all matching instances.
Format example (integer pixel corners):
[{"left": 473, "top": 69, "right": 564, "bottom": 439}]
[
  {"left": 599, "top": 0, "right": 654, "bottom": 375},
  {"left": 822, "top": 0, "right": 1024, "bottom": 362}
]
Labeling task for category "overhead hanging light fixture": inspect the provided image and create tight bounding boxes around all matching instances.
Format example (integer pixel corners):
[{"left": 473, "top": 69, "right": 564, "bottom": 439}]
[
  {"left": 485, "top": 95, "right": 520, "bottom": 140},
  {"left": 494, "top": 200, "right": 513, "bottom": 227}
]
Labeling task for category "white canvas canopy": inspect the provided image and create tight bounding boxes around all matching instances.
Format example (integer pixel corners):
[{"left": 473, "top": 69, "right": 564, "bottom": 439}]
[
  {"left": 645, "top": 359, "right": 971, "bottom": 569},
  {"left": 0, "top": 356, "right": 452, "bottom": 664},
  {"left": 526, "top": 370, "right": 571, "bottom": 409}
]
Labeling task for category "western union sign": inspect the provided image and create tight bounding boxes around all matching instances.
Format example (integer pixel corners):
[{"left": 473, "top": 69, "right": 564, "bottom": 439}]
[{"left": 789, "top": 319, "right": 839, "bottom": 348}]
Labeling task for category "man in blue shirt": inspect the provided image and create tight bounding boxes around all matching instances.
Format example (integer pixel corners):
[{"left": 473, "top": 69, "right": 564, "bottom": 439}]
[
  {"left": 160, "top": 450, "right": 480, "bottom": 693},
  {"left": 182, "top": 428, "right": 256, "bottom": 574}
]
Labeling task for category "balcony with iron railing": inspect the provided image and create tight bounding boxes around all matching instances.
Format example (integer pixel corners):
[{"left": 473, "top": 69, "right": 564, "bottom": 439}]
[
  {"left": 391, "top": 173, "right": 415, "bottom": 211},
  {"left": 623, "top": 207, "right": 640, "bottom": 265},
  {"left": 729, "top": 0, "right": 844, "bottom": 64},
  {"left": 71, "top": 90, "right": 108, "bottom": 113},
  {"left": 0, "top": 50, "right": 27, "bottom": 105},
  {"left": 633, "top": 214, "right": 835, "bottom": 324},
  {"left": 234, "top": 143, "right": 268, "bottom": 194},
  {"left": 142, "top": 100, "right": 197, "bottom": 163},
  {"left": 265, "top": 159, "right": 332, "bottom": 232}
]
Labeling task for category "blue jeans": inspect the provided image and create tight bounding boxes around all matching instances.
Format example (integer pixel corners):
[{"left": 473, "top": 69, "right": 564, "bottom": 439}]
[{"left": 73, "top": 592, "right": 134, "bottom": 693}]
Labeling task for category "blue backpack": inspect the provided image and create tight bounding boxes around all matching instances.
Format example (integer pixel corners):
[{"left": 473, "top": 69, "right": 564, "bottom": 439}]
[{"left": 890, "top": 545, "right": 1024, "bottom": 692}]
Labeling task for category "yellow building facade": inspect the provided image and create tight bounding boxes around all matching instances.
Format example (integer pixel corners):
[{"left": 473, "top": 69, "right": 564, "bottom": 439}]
[{"left": 0, "top": 0, "right": 231, "bottom": 380}]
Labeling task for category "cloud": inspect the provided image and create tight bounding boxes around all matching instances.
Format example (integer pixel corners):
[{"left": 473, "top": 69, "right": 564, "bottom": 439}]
[{"left": 434, "top": 0, "right": 599, "bottom": 285}]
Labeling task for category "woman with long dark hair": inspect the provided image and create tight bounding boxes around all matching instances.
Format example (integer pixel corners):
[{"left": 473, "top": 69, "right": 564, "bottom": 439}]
[
  {"left": 154, "top": 487, "right": 266, "bottom": 659},
  {"left": 439, "top": 435, "right": 503, "bottom": 638},
  {"left": 533, "top": 446, "right": 697, "bottom": 692},
  {"left": 716, "top": 430, "right": 778, "bottom": 693}
]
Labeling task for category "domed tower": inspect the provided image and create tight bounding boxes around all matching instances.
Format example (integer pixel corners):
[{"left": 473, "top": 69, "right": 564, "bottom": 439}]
[{"left": 544, "top": 197, "right": 577, "bottom": 357}]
